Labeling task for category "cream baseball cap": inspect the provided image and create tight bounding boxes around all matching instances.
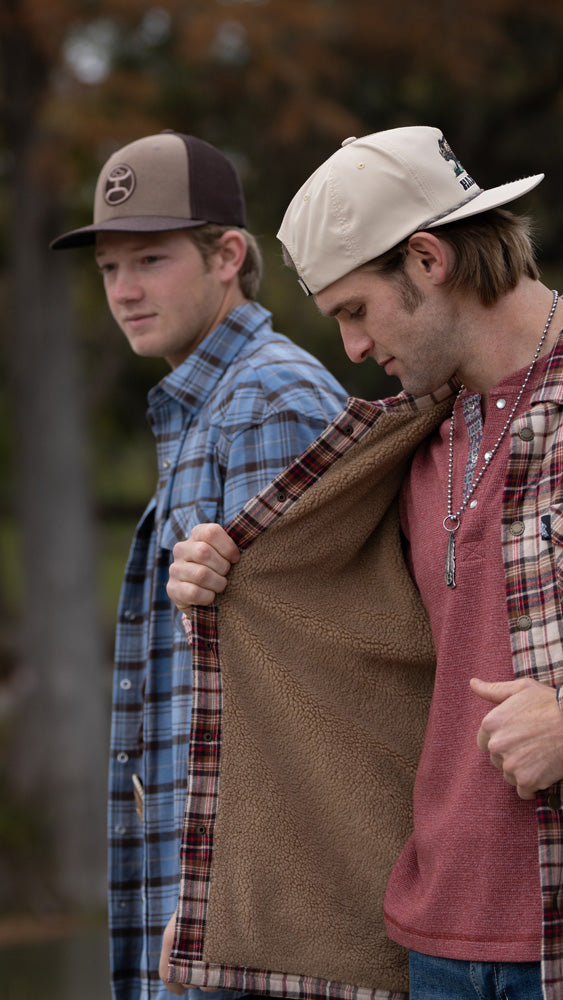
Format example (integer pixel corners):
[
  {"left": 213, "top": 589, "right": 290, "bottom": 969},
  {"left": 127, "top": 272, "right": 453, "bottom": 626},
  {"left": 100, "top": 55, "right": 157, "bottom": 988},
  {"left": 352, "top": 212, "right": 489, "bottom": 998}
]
[
  {"left": 277, "top": 126, "right": 544, "bottom": 295},
  {"left": 50, "top": 131, "right": 246, "bottom": 249}
]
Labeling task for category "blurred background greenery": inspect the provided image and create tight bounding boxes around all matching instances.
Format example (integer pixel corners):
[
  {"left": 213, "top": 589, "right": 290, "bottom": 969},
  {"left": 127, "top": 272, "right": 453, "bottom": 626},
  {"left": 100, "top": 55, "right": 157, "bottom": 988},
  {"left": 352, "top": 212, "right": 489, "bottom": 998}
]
[{"left": 2, "top": 0, "right": 563, "bottom": 991}]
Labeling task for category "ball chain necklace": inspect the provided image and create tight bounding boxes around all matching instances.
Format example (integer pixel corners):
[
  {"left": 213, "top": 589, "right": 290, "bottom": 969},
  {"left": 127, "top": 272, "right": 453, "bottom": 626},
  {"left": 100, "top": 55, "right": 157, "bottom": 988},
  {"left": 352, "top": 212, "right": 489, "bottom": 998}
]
[{"left": 443, "top": 289, "right": 559, "bottom": 589}]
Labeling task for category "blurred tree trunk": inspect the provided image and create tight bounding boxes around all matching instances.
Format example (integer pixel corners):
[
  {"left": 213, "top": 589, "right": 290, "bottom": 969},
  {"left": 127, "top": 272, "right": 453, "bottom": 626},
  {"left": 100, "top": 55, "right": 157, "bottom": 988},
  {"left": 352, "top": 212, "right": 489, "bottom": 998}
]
[{"left": 1, "top": 4, "right": 107, "bottom": 908}]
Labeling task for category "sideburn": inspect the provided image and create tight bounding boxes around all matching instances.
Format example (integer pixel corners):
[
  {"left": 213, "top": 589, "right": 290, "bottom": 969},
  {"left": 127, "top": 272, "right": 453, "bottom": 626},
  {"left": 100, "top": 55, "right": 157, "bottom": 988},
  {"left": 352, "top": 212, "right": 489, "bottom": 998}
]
[{"left": 395, "top": 268, "right": 426, "bottom": 314}]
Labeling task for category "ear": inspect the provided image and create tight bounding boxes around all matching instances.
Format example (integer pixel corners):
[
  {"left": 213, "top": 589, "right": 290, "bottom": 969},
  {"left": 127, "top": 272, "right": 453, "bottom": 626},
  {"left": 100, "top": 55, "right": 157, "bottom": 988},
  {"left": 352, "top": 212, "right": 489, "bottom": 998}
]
[
  {"left": 406, "top": 231, "right": 451, "bottom": 285},
  {"left": 214, "top": 230, "right": 247, "bottom": 282}
]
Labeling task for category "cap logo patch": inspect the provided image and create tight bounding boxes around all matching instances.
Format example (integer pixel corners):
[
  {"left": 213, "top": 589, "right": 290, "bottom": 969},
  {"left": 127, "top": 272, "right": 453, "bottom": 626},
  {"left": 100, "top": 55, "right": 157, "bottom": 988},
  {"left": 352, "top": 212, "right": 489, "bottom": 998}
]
[
  {"left": 104, "top": 164, "right": 136, "bottom": 206},
  {"left": 438, "top": 137, "right": 465, "bottom": 178}
]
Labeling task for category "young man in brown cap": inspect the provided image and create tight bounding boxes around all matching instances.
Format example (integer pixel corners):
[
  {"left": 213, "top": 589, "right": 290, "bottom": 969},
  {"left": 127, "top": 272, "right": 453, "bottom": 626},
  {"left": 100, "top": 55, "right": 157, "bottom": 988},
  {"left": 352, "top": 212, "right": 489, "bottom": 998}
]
[
  {"left": 166, "top": 128, "right": 563, "bottom": 1000},
  {"left": 51, "top": 130, "right": 347, "bottom": 1000}
]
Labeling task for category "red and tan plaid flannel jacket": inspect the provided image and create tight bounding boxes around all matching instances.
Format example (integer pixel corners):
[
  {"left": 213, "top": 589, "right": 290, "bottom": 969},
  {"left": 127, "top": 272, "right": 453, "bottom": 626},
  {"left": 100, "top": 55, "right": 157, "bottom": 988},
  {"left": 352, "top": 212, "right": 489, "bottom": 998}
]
[{"left": 169, "top": 338, "right": 563, "bottom": 1000}]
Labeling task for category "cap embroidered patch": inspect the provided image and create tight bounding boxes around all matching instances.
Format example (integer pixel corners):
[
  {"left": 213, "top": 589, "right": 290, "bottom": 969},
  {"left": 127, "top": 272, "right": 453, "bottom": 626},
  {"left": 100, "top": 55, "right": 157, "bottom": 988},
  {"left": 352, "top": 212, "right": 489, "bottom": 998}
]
[
  {"left": 438, "top": 137, "right": 465, "bottom": 178},
  {"left": 104, "top": 164, "right": 136, "bottom": 206}
]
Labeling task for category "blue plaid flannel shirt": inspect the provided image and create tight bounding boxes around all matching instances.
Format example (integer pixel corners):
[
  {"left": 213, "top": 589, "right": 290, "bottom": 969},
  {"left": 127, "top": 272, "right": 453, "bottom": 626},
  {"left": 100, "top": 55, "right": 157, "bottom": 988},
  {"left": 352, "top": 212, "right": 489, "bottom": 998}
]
[{"left": 108, "top": 301, "right": 347, "bottom": 1000}]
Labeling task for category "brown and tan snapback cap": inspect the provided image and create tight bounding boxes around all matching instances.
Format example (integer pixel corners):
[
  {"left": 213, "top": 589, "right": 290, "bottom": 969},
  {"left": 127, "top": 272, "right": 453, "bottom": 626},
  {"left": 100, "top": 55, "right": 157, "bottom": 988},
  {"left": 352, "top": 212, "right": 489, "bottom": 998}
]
[
  {"left": 50, "top": 130, "right": 246, "bottom": 250},
  {"left": 277, "top": 125, "right": 544, "bottom": 295}
]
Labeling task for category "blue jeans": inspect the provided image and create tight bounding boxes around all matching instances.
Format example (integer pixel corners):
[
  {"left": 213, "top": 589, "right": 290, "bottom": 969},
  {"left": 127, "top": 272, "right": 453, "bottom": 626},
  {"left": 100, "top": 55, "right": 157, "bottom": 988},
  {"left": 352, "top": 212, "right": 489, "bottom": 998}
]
[{"left": 409, "top": 951, "right": 542, "bottom": 1000}]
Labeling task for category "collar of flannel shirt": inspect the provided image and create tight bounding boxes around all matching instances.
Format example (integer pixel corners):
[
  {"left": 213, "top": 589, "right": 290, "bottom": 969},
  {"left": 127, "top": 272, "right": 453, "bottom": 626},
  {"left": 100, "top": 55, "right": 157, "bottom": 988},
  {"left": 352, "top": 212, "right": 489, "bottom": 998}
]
[{"left": 147, "top": 300, "right": 272, "bottom": 418}]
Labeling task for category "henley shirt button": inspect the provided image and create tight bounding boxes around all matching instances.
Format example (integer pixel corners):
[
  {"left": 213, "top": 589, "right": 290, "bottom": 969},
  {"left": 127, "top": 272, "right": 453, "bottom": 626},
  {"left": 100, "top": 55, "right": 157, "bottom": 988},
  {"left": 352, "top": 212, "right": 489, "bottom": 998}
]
[
  {"left": 519, "top": 427, "right": 534, "bottom": 441},
  {"left": 496, "top": 398, "right": 507, "bottom": 409},
  {"left": 509, "top": 520, "right": 525, "bottom": 536},
  {"left": 117, "top": 752, "right": 129, "bottom": 764},
  {"left": 120, "top": 678, "right": 132, "bottom": 690},
  {"left": 516, "top": 615, "right": 532, "bottom": 631},
  {"left": 548, "top": 791, "right": 561, "bottom": 810}
]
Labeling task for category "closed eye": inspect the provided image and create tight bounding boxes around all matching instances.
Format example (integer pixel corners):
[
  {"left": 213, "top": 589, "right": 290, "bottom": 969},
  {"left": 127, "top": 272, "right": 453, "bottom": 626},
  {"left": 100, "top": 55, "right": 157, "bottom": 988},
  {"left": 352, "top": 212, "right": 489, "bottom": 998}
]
[{"left": 347, "top": 305, "right": 365, "bottom": 319}]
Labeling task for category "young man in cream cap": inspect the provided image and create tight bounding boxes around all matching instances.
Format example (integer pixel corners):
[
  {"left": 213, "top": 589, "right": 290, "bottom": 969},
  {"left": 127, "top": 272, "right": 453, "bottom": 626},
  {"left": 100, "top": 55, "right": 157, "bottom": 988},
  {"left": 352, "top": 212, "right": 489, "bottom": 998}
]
[
  {"left": 51, "top": 130, "right": 347, "bottom": 999},
  {"left": 168, "top": 127, "right": 563, "bottom": 1000}
]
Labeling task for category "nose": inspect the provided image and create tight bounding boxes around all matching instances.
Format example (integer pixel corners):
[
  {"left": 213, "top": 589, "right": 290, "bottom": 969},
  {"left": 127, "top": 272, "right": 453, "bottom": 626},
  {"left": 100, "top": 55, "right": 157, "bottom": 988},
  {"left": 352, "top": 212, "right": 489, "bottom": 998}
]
[
  {"left": 107, "top": 268, "right": 143, "bottom": 305},
  {"left": 339, "top": 324, "right": 374, "bottom": 364}
]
